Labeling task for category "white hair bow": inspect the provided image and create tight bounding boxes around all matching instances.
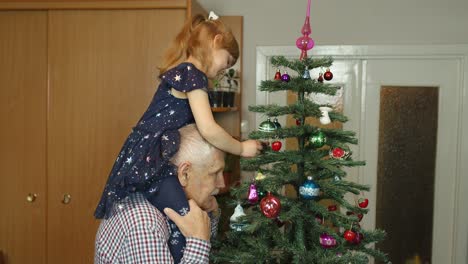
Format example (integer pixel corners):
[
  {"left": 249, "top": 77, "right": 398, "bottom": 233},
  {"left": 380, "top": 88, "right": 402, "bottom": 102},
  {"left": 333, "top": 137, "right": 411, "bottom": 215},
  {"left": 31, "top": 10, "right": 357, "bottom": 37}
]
[{"left": 208, "top": 11, "right": 219, "bottom": 21}]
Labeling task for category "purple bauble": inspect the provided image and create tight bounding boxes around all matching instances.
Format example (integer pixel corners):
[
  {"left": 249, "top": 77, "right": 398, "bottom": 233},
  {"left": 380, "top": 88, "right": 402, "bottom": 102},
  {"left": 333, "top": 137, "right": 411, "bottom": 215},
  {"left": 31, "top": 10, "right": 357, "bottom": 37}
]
[
  {"left": 248, "top": 183, "right": 259, "bottom": 204},
  {"left": 319, "top": 233, "right": 337, "bottom": 249},
  {"left": 281, "top": 72, "right": 290, "bottom": 82}
]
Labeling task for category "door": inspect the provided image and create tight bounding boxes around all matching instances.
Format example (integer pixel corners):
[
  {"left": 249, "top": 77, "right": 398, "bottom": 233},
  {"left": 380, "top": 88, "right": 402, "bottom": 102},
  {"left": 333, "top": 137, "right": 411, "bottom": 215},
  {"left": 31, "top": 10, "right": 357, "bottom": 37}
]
[
  {"left": 47, "top": 9, "right": 186, "bottom": 263},
  {"left": 361, "top": 58, "right": 461, "bottom": 263},
  {"left": 0, "top": 11, "right": 48, "bottom": 264}
]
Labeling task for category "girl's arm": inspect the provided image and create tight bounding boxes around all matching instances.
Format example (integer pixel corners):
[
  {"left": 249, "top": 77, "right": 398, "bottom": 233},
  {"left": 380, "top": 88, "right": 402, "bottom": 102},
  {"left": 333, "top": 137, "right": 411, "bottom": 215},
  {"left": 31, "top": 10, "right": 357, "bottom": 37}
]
[{"left": 187, "top": 89, "right": 244, "bottom": 155}]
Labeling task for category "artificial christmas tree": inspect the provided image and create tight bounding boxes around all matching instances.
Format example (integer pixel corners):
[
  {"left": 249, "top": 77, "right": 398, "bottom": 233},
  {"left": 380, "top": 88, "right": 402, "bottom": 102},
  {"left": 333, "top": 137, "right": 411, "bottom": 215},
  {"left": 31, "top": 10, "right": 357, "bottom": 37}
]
[{"left": 211, "top": 1, "right": 388, "bottom": 263}]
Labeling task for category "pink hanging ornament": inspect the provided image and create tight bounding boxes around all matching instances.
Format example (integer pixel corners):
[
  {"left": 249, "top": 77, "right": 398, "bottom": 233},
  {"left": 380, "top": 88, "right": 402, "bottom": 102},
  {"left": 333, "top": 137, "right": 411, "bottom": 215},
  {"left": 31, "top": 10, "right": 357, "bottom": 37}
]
[
  {"left": 296, "top": 0, "right": 315, "bottom": 60},
  {"left": 248, "top": 183, "right": 259, "bottom": 204}
]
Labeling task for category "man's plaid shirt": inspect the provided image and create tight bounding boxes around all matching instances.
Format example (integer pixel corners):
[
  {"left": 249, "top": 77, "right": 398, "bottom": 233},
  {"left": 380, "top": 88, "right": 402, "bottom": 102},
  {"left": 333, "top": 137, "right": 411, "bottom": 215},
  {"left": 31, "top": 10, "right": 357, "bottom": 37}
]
[{"left": 94, "top": 193, "right": 219, "bottom": 263}]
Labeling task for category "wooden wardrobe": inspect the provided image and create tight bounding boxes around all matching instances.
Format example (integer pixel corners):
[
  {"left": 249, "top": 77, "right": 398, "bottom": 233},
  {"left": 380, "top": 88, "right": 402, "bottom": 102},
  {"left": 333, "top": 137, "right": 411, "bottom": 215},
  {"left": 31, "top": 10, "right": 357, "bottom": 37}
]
[{"left": 0, "top": 1, "right": 215, "bottom": 263}]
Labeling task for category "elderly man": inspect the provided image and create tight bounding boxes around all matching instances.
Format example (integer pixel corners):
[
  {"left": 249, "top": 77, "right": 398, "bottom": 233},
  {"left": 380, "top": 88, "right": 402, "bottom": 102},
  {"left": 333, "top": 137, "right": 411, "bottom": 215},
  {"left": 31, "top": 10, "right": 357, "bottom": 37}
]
[{"left": 94, "top": 124, "right": 225, "bottom": 263}]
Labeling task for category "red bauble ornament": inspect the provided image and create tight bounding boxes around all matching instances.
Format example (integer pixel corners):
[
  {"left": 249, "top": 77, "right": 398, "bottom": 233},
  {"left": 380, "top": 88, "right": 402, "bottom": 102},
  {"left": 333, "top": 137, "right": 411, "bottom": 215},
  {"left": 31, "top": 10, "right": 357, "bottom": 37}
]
[
  {"left": 324, "top": 68, "right": 333, "bottom": 81},
  {"left": 271, "top": 141, "right": 282, "bottom": 151},
  {"left": 260, "top": 192, "right": 282, "bottom": 219},
  {"left": 358, "top": 198, "right": 369, "bottom": 208},
  {"left": 330, "top": 147, "right": 348, "bottom": 159},
  {"left": 344, "top": 230, "right": 356, "bottom": 242},
  {"left": 317, "top": 73, "right": 324, "bottom": 83},
  {"left": 296, "top": 119, "right": 302, "bottom": 126},
  {"left": 328, "top": 204, "right": 337, "bottom": 211},
  {"left": 274, "top": 69, "right": 282, "bottom": 81}
]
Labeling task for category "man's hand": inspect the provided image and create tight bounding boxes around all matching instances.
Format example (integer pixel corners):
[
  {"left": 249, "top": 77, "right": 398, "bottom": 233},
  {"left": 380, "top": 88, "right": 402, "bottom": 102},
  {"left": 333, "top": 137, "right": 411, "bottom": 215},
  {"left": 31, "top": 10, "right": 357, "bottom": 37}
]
[{"left": 164, "top": 199, "right": 211, "bottom": 241}]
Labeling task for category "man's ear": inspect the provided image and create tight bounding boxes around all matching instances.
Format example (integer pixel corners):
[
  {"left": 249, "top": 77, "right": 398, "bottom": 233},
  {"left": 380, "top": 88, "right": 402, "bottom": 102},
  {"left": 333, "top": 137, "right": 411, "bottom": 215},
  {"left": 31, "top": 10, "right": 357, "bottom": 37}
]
[{"left": 177, "top": 161, "right": 191, "bottom": 187}]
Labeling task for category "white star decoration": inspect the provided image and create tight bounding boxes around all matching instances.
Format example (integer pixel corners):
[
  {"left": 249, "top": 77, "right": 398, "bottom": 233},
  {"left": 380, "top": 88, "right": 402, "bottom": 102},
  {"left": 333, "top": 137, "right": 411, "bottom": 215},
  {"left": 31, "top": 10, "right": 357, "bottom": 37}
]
[{"left": 174, "top": 74, "right": 181, "bottom": 82}]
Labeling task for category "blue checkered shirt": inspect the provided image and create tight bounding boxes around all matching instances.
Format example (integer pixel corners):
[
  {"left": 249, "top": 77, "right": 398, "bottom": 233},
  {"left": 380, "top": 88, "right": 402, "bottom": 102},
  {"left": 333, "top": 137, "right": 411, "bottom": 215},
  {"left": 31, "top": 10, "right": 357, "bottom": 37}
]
[{"left": 94, "top": 193, "right": 219, "bottom": 263}]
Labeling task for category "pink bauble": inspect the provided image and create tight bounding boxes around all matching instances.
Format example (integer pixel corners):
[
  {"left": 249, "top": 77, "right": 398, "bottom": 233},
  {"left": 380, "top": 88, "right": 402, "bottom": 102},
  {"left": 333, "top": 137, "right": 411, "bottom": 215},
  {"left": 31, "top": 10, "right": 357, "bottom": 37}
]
[
  {"left": 319, "top": 233, "right": 337, "bottom": 249},
  {"left": 296, "top": 36, "right": 315, "bottom": 51}
]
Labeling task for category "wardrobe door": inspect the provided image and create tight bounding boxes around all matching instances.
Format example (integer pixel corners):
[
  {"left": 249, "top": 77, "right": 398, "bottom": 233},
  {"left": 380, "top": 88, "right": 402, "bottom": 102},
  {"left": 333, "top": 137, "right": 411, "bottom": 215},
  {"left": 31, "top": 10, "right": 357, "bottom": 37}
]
[
  {"left": 0, "top": 11, "right": 48, "bottom": 264},
  {"left": 47, "top": 9, "right": 185, "bottom": 263}
]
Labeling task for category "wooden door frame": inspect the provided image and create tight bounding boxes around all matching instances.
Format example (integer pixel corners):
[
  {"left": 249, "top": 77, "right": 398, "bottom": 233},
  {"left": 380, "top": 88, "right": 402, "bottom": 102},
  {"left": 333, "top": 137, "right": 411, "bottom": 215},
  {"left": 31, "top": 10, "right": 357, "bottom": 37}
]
[{"left": 256, "top": 44, "right": 468, "bottom": 264}]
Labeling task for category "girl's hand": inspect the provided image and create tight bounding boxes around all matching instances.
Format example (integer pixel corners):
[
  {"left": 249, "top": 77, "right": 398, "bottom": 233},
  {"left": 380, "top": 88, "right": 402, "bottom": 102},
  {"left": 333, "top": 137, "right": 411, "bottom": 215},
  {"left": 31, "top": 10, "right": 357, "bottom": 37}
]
[{"left": 240, "top": 140, "right": 263, "bottom": 157}]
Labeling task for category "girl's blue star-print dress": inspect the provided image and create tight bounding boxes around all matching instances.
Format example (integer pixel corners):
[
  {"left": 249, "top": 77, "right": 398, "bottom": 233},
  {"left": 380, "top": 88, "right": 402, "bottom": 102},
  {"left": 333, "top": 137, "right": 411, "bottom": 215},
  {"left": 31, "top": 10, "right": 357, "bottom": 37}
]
[{"left": 94, "top": 62, "right": 208, "bottom": 263}]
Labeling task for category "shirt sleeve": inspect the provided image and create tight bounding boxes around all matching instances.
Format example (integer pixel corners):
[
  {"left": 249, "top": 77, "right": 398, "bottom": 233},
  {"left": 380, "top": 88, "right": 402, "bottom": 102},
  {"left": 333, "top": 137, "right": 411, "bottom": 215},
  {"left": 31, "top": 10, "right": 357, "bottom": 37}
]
[
  {"left": 124, "top": 223, "right": 211, "bottom": 264},
  {"left": 161, "top": 63, "right": 208, "bottom": 93},
  {"left": 209, "top": 209, "right": 221, "bottom": 240}
]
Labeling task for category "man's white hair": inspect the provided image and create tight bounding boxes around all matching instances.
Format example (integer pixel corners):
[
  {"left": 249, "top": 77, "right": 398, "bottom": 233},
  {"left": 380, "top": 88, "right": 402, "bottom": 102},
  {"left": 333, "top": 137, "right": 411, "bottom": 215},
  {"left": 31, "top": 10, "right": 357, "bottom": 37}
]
[{"left": 170, "top": 124, "right": 220, "bottom": 168}]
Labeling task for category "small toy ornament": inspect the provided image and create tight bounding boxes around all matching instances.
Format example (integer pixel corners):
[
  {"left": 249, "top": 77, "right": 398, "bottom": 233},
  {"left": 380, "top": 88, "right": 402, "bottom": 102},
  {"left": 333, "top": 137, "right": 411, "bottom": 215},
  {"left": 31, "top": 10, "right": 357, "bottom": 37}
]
[
  {"left": 260, "top": 192, "right": 281, "bottom": 219},
  {"left": 296, "top": 119, "right": 302, "bottom": 126},
  {"left": 329, "top": 147, "right": 349, "bottom": 159},
  {"left": 229, "top": 204, "right": 247, "bottom": 231},
  {"left": 327, "top": 204, "right": 337, "bottom": 211},
  {"left": 319, "top": 233, "right": 337, "bottom": 249},
  {"left": 358, "top": 198, "right": 369, "bottom": 208},
  {"left": 248, "top": 183, "right": 259, "bottom": 204},
  {"left": 302, "top": 67, "right": 311, "bottom": 79},
  {"left": 271, "top": 141, "right": 282, "bottom": 152},
  {"left": 273, "top": 117, "right": 282, "bottom": 129},
  {"left": 258, "top": 118, "right": 277, "bottom": 132},
  {"left": 344, "top": 229, "right": 356, "bottom": 242},
  {"left": 324, "top": 68, "right": 333, "bottom": 81},
  {"left": 299, "top": 176, "right": 320, "bottom": 200},
  {"left": 274, "top": 69, "right": 282, "bottom": 80},
  {"left": 281, "top": 72, "right": 290, "bottom": 82},
  {"left": 255, "top": 172, "right": 266, "bottom": 181},
  {"left": 334, "top": 175, "right": 342, "bottom": 181},
  {"left": 317, "top": 72, "right": 324, "bottom": 83},
  {"left": 309, "top": 130, "right": 327, "bottom": 148},
  {"left": 318, "top": 106, "right": 333, "bottom": 125}
]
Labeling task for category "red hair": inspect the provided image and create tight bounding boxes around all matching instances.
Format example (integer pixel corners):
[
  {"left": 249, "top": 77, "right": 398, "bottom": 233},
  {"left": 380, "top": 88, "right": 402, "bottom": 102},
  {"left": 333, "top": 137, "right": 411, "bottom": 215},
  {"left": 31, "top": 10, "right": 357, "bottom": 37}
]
[{"left": 159, "top": 14, "right": 239, "bottom": 76}]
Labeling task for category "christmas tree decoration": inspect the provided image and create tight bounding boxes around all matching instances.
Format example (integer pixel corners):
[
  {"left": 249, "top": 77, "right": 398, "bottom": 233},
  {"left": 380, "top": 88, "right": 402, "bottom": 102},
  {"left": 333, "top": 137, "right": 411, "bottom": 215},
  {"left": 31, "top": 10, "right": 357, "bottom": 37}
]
[
  {"left": 309, "top": 130, "right": 327, "bottom": 148},
  {"left": 296, "top": 0, "right": 314, "bottom": 60},
  {"left": 255, "top": 172, "right": 266, "bottom": 181},
  {"left": 273, "top": 117, "right": 282, "bottom": 129},
  {"left": 352, "top": 232, "right": 364, "bottom": 245},
  {"left": 260, "top": 192, "right": 281, "bottom": 219},
  {"left": 281, "top": 71, "right": 291, "bottom": 82},
  {"left": 295, "top": 118, "right": 302, "bottom": 126},
  {"left": 319, "top": 233, "right": 337, "bottom": 249},
  {"left": 258, "top": 118, "right": 277, "bottom": 132},
  {"left": 343, "top": 229, "right": 356, "bottom": 242},
  {"left": 315, "top": 214, "right": 323, "bottom": 224},
  {"left": 299, "top": 176, "right": 320, "bottom": 200},
  {"left": 302, "top": 67, "right": 311, "bottom": 79},
  {"left": 271, "top": 141, "right": 282, "bottom": 152},
  {"left": 248, "top": 183, "right": 259, "bottom": 204},
  {"left": 328, "top": 204, "right": 337, "bottom": 211},
  {"left": 334, "top": 175, "right": 342, "bottom": 181},
  {"left": 318, "top": 106, "right": 333, "bottom": 125},
  {"left": 229, "top": 204, "right": 247, "bottom": 232},
  {"left": 358, "top": 198, "right": 369, "bottom": 208},
  {"left": 329, "top": 147, "right": 349, "bottom": 159},
  {"left": 274, "top": 69, "right": 282, "bottom": 80},
  {"left": 317, "top": 72, "right": 324, "bottom": 83},
  {"left": 324, "top": 68, "right": 333, "bottom": 81}
]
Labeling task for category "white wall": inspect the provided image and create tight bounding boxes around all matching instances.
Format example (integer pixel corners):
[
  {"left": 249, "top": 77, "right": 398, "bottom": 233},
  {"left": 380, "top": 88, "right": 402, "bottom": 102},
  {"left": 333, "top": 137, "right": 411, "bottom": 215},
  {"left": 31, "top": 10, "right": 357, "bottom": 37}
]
[{"left": 197, "top": 0, "right": 468, "bottom": 130}]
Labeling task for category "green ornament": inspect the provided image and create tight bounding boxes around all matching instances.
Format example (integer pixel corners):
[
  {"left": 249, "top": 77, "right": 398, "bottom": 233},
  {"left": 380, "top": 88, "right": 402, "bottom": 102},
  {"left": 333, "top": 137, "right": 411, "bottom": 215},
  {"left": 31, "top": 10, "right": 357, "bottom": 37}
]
[
  {"left": 258, "top": 118, "right": 277, "bottom": 132},
  {"left": 309, "top": 130, "right": 327, "bottom": 148}
]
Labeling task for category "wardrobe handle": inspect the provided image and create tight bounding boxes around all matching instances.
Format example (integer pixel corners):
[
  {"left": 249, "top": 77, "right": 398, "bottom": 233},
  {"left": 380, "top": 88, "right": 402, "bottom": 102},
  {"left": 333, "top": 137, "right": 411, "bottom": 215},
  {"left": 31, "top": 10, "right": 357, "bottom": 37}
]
[
  {"left": 26, "top": 193, "right": 37, "bottom": 203},
  {"left": 62, "top": 194, "right": 72, "bottom": 204}
]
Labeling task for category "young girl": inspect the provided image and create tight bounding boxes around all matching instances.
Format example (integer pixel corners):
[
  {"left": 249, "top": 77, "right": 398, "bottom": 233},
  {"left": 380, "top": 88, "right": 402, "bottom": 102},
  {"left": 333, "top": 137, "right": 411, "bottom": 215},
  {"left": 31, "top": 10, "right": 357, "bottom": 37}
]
[{"left": 94, "top": 12, "right": 262, "bottom": 262}]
